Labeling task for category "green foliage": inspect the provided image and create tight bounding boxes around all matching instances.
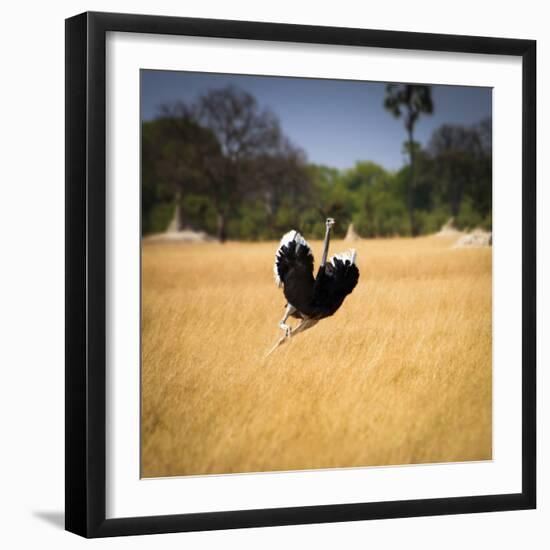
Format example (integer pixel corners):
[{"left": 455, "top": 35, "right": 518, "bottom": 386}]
[
  {"left": 455, "top": 198, "right": 485, "bottom": 231},
  {"left": 142, "top": 98, "right": 492, "bottom": 240},
  {"left": 414, "top": 208, "right": 450, "bottom": 236},
  {"left": 145, "top": 202, "right": 175, "bottom": 234},
  {"left": 227, "top": 202, "right": 271, "bottom": 241},
  {"left": 384, "top": 84, "right": 434, "bottom": 125},
  {"left": 141, "top": 121, "right": 175, "bottom": 234},
  {"left": 181, "top": 194, "right": 218, "bottom": 235},
  {"left": 343, "top": 162, "right": 408, "bottom": 237}
]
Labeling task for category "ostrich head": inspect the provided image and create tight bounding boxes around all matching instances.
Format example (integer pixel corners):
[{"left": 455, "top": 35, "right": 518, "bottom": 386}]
[{"left": 326, "top": 217, "right": 335, "bottom": 229}]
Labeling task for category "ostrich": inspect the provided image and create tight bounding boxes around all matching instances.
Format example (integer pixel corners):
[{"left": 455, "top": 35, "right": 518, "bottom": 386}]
[{"left": 267, "top": 218, "right": 359, "bottom": 355}]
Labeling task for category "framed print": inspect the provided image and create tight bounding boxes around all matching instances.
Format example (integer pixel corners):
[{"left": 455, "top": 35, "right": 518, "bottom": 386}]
[{"left": 65, "top": 11, "right": 536, "bottom": 538}]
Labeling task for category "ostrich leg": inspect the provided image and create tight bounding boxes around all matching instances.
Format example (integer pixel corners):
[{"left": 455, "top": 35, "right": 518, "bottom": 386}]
[
  {"left": 265, "top": 305, "right": 296, "bottom": 357},
  {"left": 279, "top": 304, "right": 296, "bottom": 338},
  {"left": 290, "top": 318, "right": 318, "bottom": 336},
  {"left": 265, "top": 317, "right": 318, "bottom": 358}
]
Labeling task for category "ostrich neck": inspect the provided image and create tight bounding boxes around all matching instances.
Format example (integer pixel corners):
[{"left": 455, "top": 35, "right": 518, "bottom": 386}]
[{"left": 320, "top": 226, "right": 332, "bottom": 267}]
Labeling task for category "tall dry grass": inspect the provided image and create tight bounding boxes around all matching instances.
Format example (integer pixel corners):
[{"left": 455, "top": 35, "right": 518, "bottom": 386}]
[{"left": 141, "top": 236, "right": 492, "bottom": 477}]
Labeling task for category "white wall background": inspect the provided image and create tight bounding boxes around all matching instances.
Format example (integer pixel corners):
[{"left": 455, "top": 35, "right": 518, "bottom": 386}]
[{"left": 0, "top": 1, "right": 546, "bottom": 548}]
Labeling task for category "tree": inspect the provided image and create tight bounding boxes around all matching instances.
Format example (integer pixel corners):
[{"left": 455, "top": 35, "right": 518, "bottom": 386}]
[
  {"left": 343, "top": 161, "right": 407, "bottom": 237},
  {"left": 142, "top": 116, "right": 219, "bottom": 233},
  {"left": 253, "top": 136, "right": 312, "bottom": 236},
  {"left": 160, "top": 86, "right": 306, "bottom": 242},
  {"left": 428, "top": 122, "right": 490, "bottom": 219},
  {"left": 384, "top": 84, "right": 433, "bottom": 235}
]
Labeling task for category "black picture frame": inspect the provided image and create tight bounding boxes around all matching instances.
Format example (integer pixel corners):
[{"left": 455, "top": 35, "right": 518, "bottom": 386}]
[{"left": 65, "top": 11, "right": 536, "bottom": 538}]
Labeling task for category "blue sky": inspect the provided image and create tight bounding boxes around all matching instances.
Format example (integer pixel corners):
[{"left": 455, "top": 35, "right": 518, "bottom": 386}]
[{"left": 141, "top": 70, "right": 492, "bottom": 171}]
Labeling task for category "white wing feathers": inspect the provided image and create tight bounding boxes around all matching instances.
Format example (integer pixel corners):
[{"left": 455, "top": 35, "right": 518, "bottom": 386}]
[
  {"left": 273, "top": 230, "right": 312, "bottom": 288},
  {"left": 329, "top": 248, "right": 357, "bottom": 266}
]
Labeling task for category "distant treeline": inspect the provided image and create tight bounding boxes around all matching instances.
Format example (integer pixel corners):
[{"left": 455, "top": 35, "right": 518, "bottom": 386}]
[{"left": 142, "top": 86, "right": 491, "bottom": 240}]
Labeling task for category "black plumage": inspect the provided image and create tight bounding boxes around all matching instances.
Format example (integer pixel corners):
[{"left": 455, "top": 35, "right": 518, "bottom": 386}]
[
  {"left": 274, "top": 226, "right": 359, "bottom": 323},
  {"left": 312, "top": 257, "right": 360, "bottom": 317}
]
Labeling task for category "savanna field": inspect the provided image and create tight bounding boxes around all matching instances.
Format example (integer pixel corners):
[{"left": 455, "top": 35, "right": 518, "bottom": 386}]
[{"left": 141, "top": 236, "right": 492, "bottom": 477}]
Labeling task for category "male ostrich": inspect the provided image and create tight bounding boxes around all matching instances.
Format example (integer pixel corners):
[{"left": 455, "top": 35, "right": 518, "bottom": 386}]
[{"left": 267, "top": 218, "right": 359, "bottom": 354}]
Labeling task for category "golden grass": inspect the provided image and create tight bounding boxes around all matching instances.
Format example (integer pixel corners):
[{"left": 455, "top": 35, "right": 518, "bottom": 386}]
[{"left": 141, "top": 236, "right": 492, "bottom": 477}]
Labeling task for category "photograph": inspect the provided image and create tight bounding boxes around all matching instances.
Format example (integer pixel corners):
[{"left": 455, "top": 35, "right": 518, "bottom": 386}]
[{"left": 140, "top": 69, "right": 493, "bottom": 478}]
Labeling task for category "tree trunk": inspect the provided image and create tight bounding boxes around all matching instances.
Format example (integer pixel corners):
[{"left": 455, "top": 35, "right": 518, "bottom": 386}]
[
  {"left": 449, "top": 166, "right": 463, "bottom": 218},
  {"left": 450, "top": 188, "right": 460, "bottom": 218},
  {"left": 217, "top": 212, "right": 227, "bottom": 243},
  {"left": 407, "top": 128, "right": 417, "bottom": 237},
  {"left": 450, "top": 181, "right": 464, "bottom": 218}
]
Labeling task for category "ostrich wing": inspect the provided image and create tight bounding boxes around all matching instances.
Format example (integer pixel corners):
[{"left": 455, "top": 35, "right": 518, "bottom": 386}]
[
  {"left": 274, "top": 231, "right": 315, "bottom": 312},
  {"left": 274, "top": 230, "right": 314, "bottom": 287},
  {"left": 313, "top": 249, "right": 359, "bottom": 316}
]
